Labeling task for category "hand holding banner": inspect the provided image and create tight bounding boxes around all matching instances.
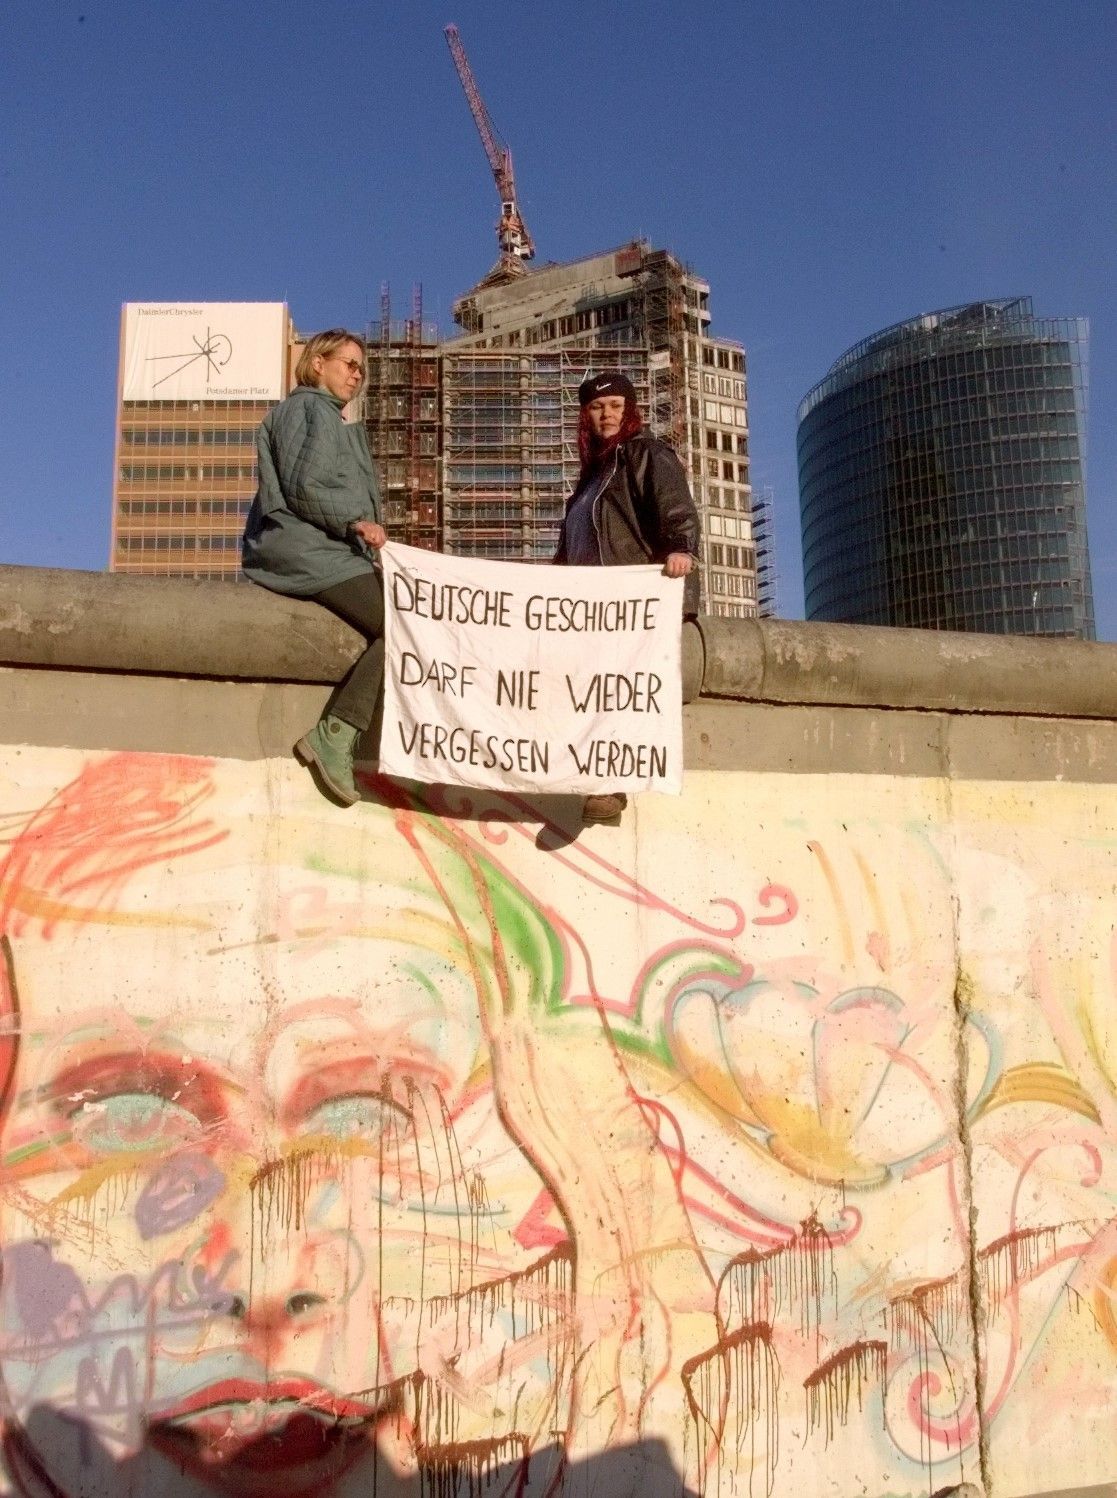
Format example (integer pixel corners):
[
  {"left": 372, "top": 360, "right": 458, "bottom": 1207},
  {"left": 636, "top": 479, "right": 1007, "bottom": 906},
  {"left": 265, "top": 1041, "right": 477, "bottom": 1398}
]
[{"left": 380, "top": 543, "right": 683, "bottom": 795}]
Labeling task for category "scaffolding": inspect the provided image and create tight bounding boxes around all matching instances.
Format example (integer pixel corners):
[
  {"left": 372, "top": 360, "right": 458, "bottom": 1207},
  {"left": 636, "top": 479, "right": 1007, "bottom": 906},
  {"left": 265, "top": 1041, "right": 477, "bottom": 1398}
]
[
  {"left": 376, "top": 281, "right": 390, "bottom": 505},
  {"left": 441, "top": 345, "right": 650, "bottom": 561},
  {"left": 635, "top": 248, "right": 688, "bottom": 452},
  {"left": 366, "top": 288, "right": 441, "bottom": 549}
]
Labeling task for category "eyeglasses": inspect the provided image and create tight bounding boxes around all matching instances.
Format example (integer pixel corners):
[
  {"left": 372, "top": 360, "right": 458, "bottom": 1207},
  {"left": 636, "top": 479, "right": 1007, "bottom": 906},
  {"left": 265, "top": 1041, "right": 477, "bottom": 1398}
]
[{"left": 328, "top": 355, "right": 366, "bottom": 376}]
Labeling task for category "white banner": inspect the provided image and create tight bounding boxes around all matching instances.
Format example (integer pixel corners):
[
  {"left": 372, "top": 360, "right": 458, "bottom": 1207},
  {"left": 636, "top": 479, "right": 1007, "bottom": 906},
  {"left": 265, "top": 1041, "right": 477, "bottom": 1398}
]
[
  {"left": 380, "top": 544, "right": 683, "bottom": 795},
  {"left": 121, "top": 302, "right": 287, "bottom": 400}
]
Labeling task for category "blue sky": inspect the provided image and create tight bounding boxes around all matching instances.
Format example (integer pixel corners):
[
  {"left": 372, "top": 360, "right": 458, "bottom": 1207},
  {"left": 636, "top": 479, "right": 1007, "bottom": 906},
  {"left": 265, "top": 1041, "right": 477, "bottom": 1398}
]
[{"left": 2, "top": 1, "right": 1114, "bottom": 631}]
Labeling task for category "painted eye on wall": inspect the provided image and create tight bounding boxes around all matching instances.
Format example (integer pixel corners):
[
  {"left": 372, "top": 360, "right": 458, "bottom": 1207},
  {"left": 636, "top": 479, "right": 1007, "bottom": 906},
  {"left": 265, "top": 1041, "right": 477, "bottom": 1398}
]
[
  {"left": 71, "top": 1093, "right": 205, "bottom": 1155},
  {"left": 300, "top": 1093, "right": 411, "bottom": 1143}
]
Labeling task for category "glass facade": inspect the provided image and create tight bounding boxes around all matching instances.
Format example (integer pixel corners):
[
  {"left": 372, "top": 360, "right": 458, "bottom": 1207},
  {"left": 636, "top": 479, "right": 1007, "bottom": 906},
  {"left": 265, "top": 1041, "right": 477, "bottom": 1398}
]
[{"left": 797, "top": 299, "right": 1095, "bottom": 638}]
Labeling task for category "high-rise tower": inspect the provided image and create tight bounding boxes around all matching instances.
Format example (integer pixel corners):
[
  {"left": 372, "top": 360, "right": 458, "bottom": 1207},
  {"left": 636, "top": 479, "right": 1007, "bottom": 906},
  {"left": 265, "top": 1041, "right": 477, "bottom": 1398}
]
[{"left": 798, "top": 299, "right": 1094, "bottom": 637}]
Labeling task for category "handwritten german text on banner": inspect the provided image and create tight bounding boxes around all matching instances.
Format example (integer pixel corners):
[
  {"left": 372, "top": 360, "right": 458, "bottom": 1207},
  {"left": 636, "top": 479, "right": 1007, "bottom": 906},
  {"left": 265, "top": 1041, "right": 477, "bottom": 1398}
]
[{"left": 380, "top": 543, "right": 683, "bottom": 794}]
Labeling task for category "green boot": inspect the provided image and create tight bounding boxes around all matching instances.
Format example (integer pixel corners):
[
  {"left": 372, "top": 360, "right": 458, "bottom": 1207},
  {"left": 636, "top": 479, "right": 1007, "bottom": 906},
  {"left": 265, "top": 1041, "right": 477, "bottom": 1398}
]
[{"left": 294, "top": 715, "right": 361, "bottom": 807}]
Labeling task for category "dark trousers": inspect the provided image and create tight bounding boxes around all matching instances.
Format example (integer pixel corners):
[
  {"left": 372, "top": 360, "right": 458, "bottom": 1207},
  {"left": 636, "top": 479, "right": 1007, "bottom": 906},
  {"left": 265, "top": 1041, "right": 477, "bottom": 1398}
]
[{"left": 311, "top": 571, "right": 385, "bottom": 737}]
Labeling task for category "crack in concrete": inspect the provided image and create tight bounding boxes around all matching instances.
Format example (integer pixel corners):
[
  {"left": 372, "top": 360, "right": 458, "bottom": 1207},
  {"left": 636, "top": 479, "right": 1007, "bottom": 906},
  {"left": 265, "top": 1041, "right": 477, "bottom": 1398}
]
[
  {"left": 941, "top": 712, "right": 991, "bottom": 1498},
  {"left": 952, "top": 962, "right": 991, "bottom": 1498}
]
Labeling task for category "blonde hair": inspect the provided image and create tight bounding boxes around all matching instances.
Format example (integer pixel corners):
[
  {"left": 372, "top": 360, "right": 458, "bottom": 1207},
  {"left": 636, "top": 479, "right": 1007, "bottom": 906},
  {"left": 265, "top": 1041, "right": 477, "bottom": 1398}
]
[{"left": 295, "top": 328, "right": 366, "bottom": 388}]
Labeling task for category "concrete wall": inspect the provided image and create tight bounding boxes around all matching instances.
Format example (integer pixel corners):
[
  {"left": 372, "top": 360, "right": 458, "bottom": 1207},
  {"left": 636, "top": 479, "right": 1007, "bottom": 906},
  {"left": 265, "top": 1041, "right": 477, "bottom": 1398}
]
[{"left": 0, "top": 564, "right": 1113, "bottom": 1498}]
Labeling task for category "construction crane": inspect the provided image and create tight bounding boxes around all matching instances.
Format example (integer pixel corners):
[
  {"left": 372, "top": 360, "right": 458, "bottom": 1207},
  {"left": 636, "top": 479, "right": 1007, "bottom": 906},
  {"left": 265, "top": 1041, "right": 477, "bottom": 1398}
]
[{"left": 444, "top": 23, "right": 535, "bottom": 274}]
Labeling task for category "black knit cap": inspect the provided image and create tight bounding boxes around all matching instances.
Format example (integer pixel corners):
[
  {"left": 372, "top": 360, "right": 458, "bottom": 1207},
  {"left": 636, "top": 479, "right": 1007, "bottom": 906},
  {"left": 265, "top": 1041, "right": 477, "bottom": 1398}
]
[{"left": 578, "top": 371, "right": 637, "bottom": 407}]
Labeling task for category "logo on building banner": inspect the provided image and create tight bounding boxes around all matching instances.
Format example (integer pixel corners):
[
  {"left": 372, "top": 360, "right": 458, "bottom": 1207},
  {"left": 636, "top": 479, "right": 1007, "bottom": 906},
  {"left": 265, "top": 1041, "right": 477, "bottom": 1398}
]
[{"left": 380, "top": 543, "right": 683, "bottom": 794}]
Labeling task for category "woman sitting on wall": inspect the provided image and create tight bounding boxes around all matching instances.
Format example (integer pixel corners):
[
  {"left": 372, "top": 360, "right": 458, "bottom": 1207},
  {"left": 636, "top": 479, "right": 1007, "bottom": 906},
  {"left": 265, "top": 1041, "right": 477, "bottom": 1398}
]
[
  {"left": 241, "top": 328, "right": 385, "bottom": 807},
  {"left": 554, "top": 372, "right": 700, "bottom": 825}
]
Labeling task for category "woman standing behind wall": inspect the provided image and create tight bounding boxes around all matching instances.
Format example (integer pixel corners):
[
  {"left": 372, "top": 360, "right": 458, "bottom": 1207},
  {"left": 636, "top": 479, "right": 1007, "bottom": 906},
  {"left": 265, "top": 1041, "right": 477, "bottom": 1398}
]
[
  {"left": 554, "top": 372, "right": 700, "bottom": 826},
  {"left": 241, "top": 329, "right": 386, "bottom": 808}
]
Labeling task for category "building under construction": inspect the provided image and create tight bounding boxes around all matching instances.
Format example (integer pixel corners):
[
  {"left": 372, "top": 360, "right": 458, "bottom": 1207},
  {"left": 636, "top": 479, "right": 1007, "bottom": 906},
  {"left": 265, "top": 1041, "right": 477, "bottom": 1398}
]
[
  {"left": 441, "top": 346, "right": 650, "bottom": 561},
  {"left": 368, "top": 290, "right": 442, "bottom": 553},
  {"left": 366, "top": 241, "right": 762, "bottom": 616}
]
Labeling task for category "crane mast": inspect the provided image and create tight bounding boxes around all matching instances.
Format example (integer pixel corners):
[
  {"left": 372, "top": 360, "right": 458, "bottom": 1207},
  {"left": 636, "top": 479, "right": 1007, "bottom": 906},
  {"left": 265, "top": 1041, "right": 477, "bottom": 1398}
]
[{"left": 444, "top": 23, "right": 535, "bottom": 270}]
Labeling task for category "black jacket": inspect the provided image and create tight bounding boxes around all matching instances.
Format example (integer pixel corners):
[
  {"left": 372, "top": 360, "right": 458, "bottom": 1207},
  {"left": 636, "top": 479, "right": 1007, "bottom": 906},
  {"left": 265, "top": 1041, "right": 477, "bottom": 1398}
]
[{"left": 554, "top": 433, "right": 702, "bottom": 614}]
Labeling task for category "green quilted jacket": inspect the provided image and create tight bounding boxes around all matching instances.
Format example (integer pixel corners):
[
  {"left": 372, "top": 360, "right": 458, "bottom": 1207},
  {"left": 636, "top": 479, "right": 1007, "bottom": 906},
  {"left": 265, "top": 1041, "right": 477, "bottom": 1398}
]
[{"left": 241, "top": 385, "right": 382, "bottom": 597}]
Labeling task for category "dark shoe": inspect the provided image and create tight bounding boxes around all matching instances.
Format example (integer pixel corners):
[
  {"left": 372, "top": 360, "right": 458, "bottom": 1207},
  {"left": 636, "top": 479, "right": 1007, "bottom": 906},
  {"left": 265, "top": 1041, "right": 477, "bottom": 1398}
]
[
  {"left": 582, "top": 792, "right": 628, "bottom": 826},
  {"left": 294, "top": 715, "right": 361, "bottom": 807}
]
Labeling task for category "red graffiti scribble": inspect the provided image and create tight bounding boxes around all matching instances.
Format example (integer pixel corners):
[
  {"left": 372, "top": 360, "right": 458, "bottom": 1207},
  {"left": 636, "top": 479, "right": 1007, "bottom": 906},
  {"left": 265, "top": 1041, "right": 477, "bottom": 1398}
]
[
  {"left": 752, "top": 884, "right": 798, "bottom": 926},
  {"left": 636, "top": 1096, "right": 690, "bottom": 1191},
  {"left": 513, "top": 1188, "right": 570, "bottom": 1250},
  {"left": 905, "top": 1369, "right": 975, "bottom": 1450},
  {"left": 0, "top": 753, "right": 226, "bottom": 940}
]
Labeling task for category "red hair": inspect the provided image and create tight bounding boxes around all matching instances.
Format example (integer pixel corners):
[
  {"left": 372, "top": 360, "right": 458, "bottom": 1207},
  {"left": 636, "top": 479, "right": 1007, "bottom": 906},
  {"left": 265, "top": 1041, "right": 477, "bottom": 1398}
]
[{"left": 577, "top": 399, "right": 643, "bottom": 479}]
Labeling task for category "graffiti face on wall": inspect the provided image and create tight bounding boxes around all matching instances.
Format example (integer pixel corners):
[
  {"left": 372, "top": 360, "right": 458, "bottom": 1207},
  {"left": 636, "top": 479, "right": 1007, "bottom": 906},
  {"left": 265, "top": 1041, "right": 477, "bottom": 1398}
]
[{"left": 0, "top": 749, "right": 1113, "bottom": 1496}]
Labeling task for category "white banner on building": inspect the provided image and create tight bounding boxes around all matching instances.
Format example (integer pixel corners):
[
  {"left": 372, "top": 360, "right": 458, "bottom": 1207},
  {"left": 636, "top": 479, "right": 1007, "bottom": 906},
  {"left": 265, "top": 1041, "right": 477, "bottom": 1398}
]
[
  {"left": 121, "top": 302, "right": 286, "bottom": 401},
  {"left": 380, "top": 544, "right": 683, "bottom": 795}
]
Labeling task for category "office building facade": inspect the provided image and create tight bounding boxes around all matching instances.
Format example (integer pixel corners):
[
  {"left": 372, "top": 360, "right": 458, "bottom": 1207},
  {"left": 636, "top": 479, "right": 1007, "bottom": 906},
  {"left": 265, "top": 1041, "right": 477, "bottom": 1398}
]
[
  {"left": 111, "top": 303, "right": 293, "bottom": 581},
  {"left": 798, "top": 299, "right": 1094, "bottom": 637}
]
